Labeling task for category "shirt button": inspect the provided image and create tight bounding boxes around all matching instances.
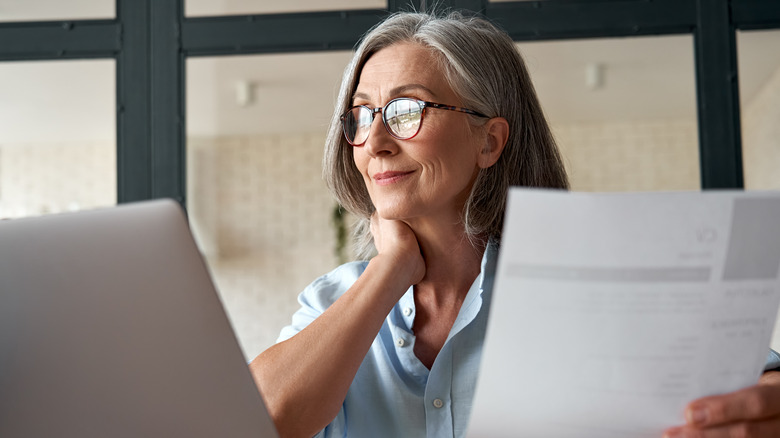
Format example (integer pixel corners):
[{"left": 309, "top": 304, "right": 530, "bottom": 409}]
[
  {"left": 403, "top": 307, "right": 413, "bottom": 316},
  {"left": 396, "top": 338, "right": 406, "bottom": 347},
  {"left": 433, "top": 398, "right": 444, "bottom": 409}
]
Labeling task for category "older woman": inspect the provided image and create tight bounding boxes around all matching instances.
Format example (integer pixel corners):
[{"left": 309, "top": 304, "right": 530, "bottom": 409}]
[{"left": 250, "top": 11, "right": 780, "bottom": 438}]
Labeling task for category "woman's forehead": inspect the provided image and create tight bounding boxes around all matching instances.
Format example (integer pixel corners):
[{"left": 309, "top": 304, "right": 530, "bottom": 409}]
[{"left": 354, "top": 42, "right": 452, "bottom": 100}]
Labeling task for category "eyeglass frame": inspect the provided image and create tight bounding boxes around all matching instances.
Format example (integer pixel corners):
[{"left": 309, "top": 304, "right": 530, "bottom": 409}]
[{"left": 339, "top": 97, "right": 490, "bottom": 146}]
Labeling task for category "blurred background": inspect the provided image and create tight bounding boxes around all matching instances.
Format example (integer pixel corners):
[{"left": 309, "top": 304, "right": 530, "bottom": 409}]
[{"left": 1, "top": 0, "right": 778, "bottom": 361}]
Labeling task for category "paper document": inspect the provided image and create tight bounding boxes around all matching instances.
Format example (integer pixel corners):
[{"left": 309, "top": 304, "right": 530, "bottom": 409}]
[{"left": 468, "top": 189, "right": 780, "bottom": 438}]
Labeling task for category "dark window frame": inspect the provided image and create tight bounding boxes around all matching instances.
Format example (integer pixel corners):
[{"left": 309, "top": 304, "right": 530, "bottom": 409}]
[{"left": 0, "top": 0, "right": 778, "bottom": 206}]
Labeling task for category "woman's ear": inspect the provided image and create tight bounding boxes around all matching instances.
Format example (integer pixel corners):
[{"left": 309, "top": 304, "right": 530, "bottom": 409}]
[{"left": 478, "top": 117, "right": 509, "bottom": 169}]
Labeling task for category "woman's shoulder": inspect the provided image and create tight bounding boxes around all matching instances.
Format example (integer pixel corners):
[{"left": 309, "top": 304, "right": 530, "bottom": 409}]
[
  {"left": 277, "top": 261, "right": 370, "bottom": 343},
  {"left": 299, "top": 260, "right": 370, "bottom": 311}
]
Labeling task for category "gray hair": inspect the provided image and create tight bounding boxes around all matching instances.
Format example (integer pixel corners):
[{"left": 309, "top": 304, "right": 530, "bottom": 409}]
[{"left": 323, "top": 11, "right": 569, "bottom": 259}]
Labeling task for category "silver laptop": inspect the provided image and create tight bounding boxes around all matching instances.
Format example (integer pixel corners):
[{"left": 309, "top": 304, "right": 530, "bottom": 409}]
[{"left": 0, "top": 200, "right": 278, "bottom": 438}]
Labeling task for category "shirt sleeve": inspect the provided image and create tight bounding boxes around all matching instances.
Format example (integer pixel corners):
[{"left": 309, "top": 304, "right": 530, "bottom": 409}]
[
  {"left": 276, "top": 261, "right": 367, "bottom": 343},
  {"left": 765, "top": 349, "right": 780, "bottom": 372}
]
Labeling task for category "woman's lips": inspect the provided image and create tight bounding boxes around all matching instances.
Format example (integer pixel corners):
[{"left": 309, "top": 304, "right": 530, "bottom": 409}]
[{"left": 372, "top": 170, "right": 414, "bottom": 186}]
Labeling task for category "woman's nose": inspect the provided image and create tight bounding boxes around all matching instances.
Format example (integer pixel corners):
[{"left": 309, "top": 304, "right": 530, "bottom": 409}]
[{"left": 363, "top": 113, "right": 398, "bottom": 157}]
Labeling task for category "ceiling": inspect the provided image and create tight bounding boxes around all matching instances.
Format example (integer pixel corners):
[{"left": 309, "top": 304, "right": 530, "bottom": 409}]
[{"left": 0, "top": 2, "right": 778, "bottom": 143}]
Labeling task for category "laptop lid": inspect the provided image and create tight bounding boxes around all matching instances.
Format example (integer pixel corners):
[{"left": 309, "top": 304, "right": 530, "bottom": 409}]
[{"left": 0, "top": 199, "right": 278, "bottom": 438}]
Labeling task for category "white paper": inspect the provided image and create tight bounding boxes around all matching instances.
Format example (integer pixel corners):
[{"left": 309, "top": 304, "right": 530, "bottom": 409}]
[{"left": 468, "top": 189, "right": 780, "bottom": 438}]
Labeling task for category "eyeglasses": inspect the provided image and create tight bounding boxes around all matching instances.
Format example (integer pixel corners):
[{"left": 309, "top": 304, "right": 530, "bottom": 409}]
[{"left": 340, "top": 97, "right": 489, "bottom": 146}]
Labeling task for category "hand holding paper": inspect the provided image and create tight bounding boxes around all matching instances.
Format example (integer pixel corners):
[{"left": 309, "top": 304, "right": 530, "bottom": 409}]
[{"left": 662, "top": 370, "right": 780, "bottom": 437}]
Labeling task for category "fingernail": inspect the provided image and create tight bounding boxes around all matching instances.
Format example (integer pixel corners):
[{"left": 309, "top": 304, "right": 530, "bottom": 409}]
[{"left": 687, "top": 407, "right": 708, "bottom": 426}]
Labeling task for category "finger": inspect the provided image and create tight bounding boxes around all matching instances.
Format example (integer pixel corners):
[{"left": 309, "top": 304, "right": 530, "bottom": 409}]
[
  {"left": 664, "top": 416, "right": 780, "bottom": 438},
  {"left": 684, "top": 380, "right": 780, "bottom": 427}
]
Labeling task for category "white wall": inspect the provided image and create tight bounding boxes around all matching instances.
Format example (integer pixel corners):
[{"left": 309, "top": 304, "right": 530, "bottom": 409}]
[
  {"left": 554, "top": 119, "right": 700, "bottom": 192},
  {"left": 0, "top": 140, "right": 115, "bottom": 218},
  {"left": 187, "top": 132, "right": 340, "bottom": 360}
]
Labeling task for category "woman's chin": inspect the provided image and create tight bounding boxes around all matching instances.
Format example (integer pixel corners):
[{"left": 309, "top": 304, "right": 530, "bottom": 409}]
[{"left": 372, "top": 203, "right": 410, "bottom": 221}]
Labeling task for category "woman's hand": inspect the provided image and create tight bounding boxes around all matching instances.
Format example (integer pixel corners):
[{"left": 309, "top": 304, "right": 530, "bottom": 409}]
[
  {"left": 663, "top": 371, "right": 780, "bottom": 437},
  {"left": 370, "top": 214, "right": 425, "bottom": 286}
]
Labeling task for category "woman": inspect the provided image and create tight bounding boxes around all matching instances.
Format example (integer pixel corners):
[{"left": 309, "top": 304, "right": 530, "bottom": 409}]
[{"left": 250, "top": 11, "right": 780, "bottom": 438}]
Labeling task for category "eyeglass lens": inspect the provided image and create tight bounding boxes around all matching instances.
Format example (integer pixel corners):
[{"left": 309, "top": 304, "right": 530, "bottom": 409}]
[{"left": 344, "top": 99, "right": 423, "bottom": 145}]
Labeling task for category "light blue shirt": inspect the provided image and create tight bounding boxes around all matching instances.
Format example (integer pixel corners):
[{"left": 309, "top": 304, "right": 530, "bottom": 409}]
[
  {"left": 278, "top": 242, "right": 498, "bottom": 438},
  {"left": 278, "top": 241, "right": 780, "bottom": 438}
]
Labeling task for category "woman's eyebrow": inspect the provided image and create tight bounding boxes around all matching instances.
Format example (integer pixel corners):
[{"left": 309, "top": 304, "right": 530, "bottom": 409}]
[
  {"left": 352, "top": 91, "right": 371, "bottom": 102},
  {"left": 351, "top": 83, "right": 438, "bottom": 103},
  {"left": 390, "top": 83, "right": 436, "bottom": 97}
]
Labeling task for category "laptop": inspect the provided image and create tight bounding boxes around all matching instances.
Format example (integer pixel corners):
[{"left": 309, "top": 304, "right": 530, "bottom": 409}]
[{"left": 0, "top": 199, "right": 279, "bottom": 438}]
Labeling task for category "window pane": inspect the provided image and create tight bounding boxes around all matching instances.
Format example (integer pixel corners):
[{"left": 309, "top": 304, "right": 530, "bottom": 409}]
[
  {"left": 518, "top": 35, "right": 700, "bottom": 191},
  {"left": 738, "top": 29, "right": 780, "bottom": 191},
  {"left": 0, "top": 0, "right": 114, "bottom": 22},
  {"left": 186, "top": 0, "right": 385, "bottom": 17},
  {"left": 187, "top": 52, "right": 352, "bottom": 360},
  {"left": 0, "top": 60, "right": 116, "bottom": 219}
]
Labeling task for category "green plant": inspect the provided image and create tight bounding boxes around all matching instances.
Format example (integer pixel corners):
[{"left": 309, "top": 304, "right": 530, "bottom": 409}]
[{"left": 331, "top": 203, "right": 348, "bottom": 264}]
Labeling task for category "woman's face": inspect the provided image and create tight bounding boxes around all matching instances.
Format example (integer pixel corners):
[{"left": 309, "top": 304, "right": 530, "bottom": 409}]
[{"left": 352, "top": 42, "right": 485, "bottom": 225}]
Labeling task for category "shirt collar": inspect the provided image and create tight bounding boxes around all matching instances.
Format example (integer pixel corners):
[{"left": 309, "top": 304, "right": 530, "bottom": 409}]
[
  {"left": 395, "top": 240, "right": 499, "bottom": 338},
  {"left": 448, "top": 240, "right": 498, "bottom": 342}
]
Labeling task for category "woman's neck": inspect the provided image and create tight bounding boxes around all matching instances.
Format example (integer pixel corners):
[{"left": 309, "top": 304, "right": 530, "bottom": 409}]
[
  {"left": 406, "top": 217, "right": 486, "bottom": 306},
  {"left": 403, "top": 217, "right": 486, "bottom": 369}
]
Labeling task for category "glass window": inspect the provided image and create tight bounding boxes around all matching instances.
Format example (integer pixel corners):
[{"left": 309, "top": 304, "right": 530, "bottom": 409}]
[
  {"left": 186, "top": 0, "right": 385, "bottom": 17},
  {"left": 0, "top": 0, "right": 114, "bottom": 22},
  {"left": 187, "top": 52, "right": 353, "bottom": 361},
  {"left": 0, "top": 60, "right": 116, "bottom": 219},
  {"left": 738, "top": 29, "right": 780, "bottom": 191},
  {"left": 517, "top": 35, "right": 700, "bottom": 192}
]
